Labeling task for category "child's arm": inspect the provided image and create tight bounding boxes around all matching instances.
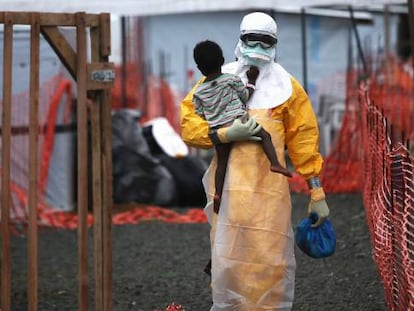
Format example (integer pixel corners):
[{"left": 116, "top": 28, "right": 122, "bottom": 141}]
[
  {"left": 236, "top": 66, "right": 260, "bottom": 103},
  {"left": 245, "top": 66, "right": 259, "bottom": 98},
  {"left": 233, "top": 66, "right": 259, "bottom": 103}
]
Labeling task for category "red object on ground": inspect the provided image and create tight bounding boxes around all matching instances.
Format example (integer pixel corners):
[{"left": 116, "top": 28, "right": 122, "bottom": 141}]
[{"left": 164, "top": 302, "right": 186, "bottom": 311}]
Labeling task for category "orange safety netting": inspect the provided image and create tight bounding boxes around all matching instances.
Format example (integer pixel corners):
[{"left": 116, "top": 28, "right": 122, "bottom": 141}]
[
  {"left": 359, "top": 79, "right": 414, "bottom": 311},
  {"left": 0, "top": 74, "right": 70, "bottom": 226},
  {"left": 369, "top": 55, "right": 414, "bottom": 140},
  {"left": 111, "top": 63, "right": 143, "bottom": 110},
  {"left": 289, "top": 57, "right": 414, "bottom": 194},
  {"left": 289, "top": 56, "right": 414, "bottom": 309},
  {"left": 111, "top": 63, "right": 181, "bottom": 133},
  {"left": 288, "top": 70, "right": 364, "bottom": 194},
  {"left": 38, "top": 206, "right": 207, "bottom": 229}
]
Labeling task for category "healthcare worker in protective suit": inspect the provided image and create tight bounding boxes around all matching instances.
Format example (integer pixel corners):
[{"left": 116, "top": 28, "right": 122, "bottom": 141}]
[{"left": 180, "top": 12, "right": 330, "bottom": 310}]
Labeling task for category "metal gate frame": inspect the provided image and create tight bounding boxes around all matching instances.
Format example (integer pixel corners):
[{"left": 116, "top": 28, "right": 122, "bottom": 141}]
[{"left": 0, "top": 11, "right": 114, "bottom": 311}]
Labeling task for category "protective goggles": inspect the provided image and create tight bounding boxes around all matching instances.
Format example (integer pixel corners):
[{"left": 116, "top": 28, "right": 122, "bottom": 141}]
[{"left": 240, "top": 33, "right": 277, "bottom": 49}]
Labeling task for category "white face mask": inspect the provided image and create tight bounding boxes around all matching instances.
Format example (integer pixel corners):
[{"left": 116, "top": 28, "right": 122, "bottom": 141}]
[{"left": 239, "top": 43, "right": 276, "bottom": 67}]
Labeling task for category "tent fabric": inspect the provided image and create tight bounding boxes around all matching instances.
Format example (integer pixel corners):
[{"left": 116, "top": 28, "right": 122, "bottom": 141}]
[{"left": 0, "top": 0, "right": 407, "bottom": 16}]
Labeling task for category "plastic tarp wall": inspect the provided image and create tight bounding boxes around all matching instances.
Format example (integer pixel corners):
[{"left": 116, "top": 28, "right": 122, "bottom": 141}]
[
  {"left": 0, "top": 28, "right": 62, "bottom": 95},
  {"left": 141, "top": 11, "right": 398, "bottom": 110},
  {"left": 0, "top": 28, "right": 77, "bottom": 212},
  {"left": 0, "top": 0, "right": 407, "bottom": 16}
]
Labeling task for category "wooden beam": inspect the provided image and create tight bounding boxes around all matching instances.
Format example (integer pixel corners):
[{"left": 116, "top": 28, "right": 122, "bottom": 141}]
[
  {"left": 76, "top": 12, "right": 89, "bottom": 311},
  {"left": 0, "top": 11, "right": 100, "bottom": 27},
  {"left": 99, "top": 13, "right": 111, "bottom": 57},
  {"left": 89, "top": 18, "right": 114, "bottom": 311},
  {"left": 1, "top": 11, "right": 13, "bottom": 311},
  {"left": 101, "top": 87, "right": 113, "bottom": 311},
  {"left": 28, "top": 13, "right": 40, "bottom": 311},
  {"left": 90, "top": 24, "right": 104, "bottom": 311},
  {"left": 40, "top": 26, "right": 77, "bottom": 80},
  {"left": 98, "top": 16, "right": 113, "bottom": 311}
]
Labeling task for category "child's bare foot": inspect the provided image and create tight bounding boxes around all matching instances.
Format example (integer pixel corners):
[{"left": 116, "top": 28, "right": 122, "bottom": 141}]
[
  {"left": 270, "top": 165, "right": 293, "bottom": 178},
  {"left": 213, "top": 194, "right": 221, "bottom": 214}
]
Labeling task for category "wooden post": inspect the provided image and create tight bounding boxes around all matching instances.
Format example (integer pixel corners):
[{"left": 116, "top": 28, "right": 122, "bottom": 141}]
[
  {"left": 90, "top": 23, "right": 104, "bottom": 311},
  {"left": 101, "top": 85, "right": 113, "bottom": 311},
  {"left": 100, "top": 13, "right": 113, "bottom": 307},
  {"left": 76, "top": 12, "right": 89, "bottom": 311},
  {"left": 28, "top": 12, "right": 40, "bottom": 311},
  {"left": 89, "top": 13, "right": 113, "bottom": 311},
  {"left": 121, "top": 16, "right": 127, "bottom": 108},
  {"left": 1, "top": 12, "right": 13, "bottom": 311}
]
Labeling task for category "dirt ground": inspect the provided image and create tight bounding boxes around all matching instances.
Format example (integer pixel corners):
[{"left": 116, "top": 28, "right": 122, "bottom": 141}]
[{"left": 10, "top": 192, "right": 387, "bottom": 311}]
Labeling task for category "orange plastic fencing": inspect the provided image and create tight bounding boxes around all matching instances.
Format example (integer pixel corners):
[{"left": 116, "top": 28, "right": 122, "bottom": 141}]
[
  {"left": 359, "top": 79, "right": 414, "bottom": 311},
  {"left": 111, "top": 63, "right": 181, "bottom": 132},
  {"left": 369, "top": 56, "right": 414, "bottom": 140},
  {"left": 289, "top": 70, "right": 364, "bottom": 194},
  {"left": 310, "top": 55, "right": 414, "bottom": 309},
  {"left": 38, "top": 206, "right": 207, "bottom": 229},
  {"left": 289, "top": 58, "right": 414, "bottom": 195},
  {"left": 290, "top": 57, "right": 414, "bottom": 310},
  {"left": 111, "top": 63, "right": 143, "bottom": 110}
]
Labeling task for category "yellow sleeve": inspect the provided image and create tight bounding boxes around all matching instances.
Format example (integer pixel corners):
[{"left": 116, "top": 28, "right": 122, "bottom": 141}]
[
  {"left": 180, "top": 78, "right": 214, "bottom": 149},
  {"left": 282, "top": 77, "right": 324, "bottom": 179}
]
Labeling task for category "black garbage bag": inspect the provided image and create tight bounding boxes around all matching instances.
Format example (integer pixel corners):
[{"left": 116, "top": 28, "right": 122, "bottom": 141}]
[
  {"left": 154, "top": 153, "right": 207, "bottom": 207},
  {"left": 142, "top": 124, "right": 207, "bottom": 207},
  {"left": 112, "top": 110, "right": 177, "bottom": 205}
]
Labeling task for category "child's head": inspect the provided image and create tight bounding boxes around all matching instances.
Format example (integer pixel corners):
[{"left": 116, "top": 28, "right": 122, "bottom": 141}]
[{"left": 193, "top": 40, "right": 225, "bottom": 76}]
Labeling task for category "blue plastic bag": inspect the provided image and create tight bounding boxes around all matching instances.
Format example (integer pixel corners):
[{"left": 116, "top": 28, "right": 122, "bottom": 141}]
[{"left": 295, "top": 213, "right": 336, "bottom": 259}]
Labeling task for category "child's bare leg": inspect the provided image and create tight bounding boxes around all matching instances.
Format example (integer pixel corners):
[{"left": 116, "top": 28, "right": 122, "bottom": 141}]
[
  {"left": 256, "top": 128, "right": 292, "bottom": 177},
  {"left": 214, "top": 143, "right": 232, "bottom": 213}
]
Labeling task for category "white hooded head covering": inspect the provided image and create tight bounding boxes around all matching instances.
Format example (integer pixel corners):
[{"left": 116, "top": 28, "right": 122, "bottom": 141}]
[
  {"left": 240, "top": 11, "right": 278, "bottom": 39},
  {"left": 222, "top": 12, "right": 292, "bottom": 109}
]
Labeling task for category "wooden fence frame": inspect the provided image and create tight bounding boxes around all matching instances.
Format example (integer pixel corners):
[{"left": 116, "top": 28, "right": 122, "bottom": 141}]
[{"left": 0, "top": 11, "right": 114, "bottom": 311}]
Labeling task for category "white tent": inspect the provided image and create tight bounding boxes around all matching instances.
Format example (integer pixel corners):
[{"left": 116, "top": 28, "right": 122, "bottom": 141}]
[{"left": 0, "top": 0, "right": 408, "bottom": 15}]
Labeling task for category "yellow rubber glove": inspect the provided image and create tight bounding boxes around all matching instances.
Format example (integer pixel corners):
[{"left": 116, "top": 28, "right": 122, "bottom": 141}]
[
  {"left": 216, "top": 117, "right": 262, "bottom": 143},
  {"left": 308, "top": 187, "right": 330, "bottom": 228}
]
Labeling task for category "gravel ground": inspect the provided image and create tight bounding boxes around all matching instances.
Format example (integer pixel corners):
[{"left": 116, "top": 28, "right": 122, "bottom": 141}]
[{"left": 10, "top": 192, "right": 387, "bottom": 311}]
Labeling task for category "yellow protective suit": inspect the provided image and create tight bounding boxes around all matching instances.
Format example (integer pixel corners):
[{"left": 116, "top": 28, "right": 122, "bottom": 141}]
[{"left": 181, "top": 68, "right": 323, "bottom": 310}]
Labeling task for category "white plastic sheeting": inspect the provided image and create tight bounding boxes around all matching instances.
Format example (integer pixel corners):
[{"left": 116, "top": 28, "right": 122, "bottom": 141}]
[
  {"left": 142, "top": 11, "right": 398, "bottom": 103},
  {"left": 0, "top": 0, "right": 407, "bottom": 16}
]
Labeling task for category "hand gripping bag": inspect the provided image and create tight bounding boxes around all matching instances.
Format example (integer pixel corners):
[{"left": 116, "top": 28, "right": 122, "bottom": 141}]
[{"left": 295, "top": 212, "right": 336, "bottom": 258}]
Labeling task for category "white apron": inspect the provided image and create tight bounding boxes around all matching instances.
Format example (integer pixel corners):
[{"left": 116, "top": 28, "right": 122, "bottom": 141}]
[{"left": 204, "top": 109, "right": 296, "bottom": 310}]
